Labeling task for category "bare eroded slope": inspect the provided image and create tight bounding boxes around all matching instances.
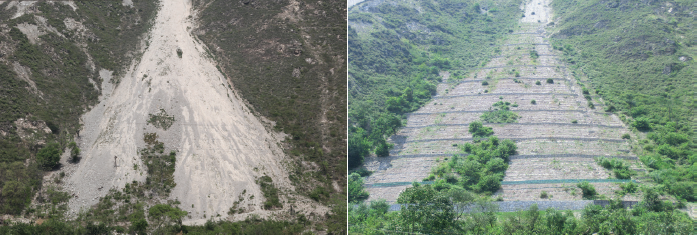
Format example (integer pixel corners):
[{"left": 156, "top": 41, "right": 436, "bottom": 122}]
[{"left": 64, "top": 0, "right": 307, "bottom": 223}]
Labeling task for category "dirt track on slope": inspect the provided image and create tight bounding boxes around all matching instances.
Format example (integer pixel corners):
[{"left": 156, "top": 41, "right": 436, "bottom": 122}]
[{"left": 63, "top": 0, "right": 327, "bottom": 224}]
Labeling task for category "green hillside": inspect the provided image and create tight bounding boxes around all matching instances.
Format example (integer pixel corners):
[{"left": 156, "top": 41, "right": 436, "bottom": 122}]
[{"left": 549, "top": 0, "right": 696, "bottom": 203}]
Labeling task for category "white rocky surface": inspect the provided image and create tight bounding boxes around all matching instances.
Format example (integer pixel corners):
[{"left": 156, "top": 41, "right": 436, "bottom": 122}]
[{"left": 62, "top": 0, "right": 322, "bottom": 224}]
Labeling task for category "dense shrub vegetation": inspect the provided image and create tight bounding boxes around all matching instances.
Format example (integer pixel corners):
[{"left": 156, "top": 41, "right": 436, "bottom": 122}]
[
  {"left": 1, "top": 216, "right": 311, "bottom": 235},
  {"left": 348, "top": 0, "right": 522, "bottom": 168},
  {"left": 550, "top": 0, "right": 696, "bottom": 202},
  {"left": 349, "top": 183, "right": 695, "bottom": 234},
  {"left": 427, "top": 124, "right": 516, "bottom": 195}
]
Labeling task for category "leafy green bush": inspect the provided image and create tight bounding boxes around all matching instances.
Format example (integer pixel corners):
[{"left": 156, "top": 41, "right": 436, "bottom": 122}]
[
  {"left": 482, "top": 81, "right": 489, "bottom": 85},
  {"left": 476, "top": 174, "right": 502, "bottom": 194},
  {"left": 619, "top": 181, "right": 638, "bottom": 194},
  {"left": 622, "top": 133, "right": 631, "bottom": 139},
  {"left": 577, "top": 181, "right": 597, "bottom": 199},
  {"left": 631, "top": 117, "right": 651, "bottom": 131},
  {"left": 37, "top": 143, "right": 61, "bottom": 170},
  {"left": 546, "top": 78, "right": 554, "bottom": 84},
  {"left": 129, "top": 218, "right": 148, "bottom": 235},
  {"left": 531, "top": 99, "right": 537, "bottom": 104},
  {"left": 148, "top": 204, "right": 187, "bottom": 227},
  {"left": 1, "top": 181, "right": 30, "bottom": 213},
  {"left": 468, "top": 122, "right": 493, "bottom": 138}
]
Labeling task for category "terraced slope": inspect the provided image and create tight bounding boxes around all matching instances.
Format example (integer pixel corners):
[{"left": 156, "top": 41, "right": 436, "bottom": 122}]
[{"left": 363, "top": 0, "right": 637, "bottom": 204}]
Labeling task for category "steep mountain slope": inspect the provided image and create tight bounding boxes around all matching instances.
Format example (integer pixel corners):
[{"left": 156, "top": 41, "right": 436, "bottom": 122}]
[
  {"left": 190, "top": 0, "right": 347, "bottom": 231},
  {"left": 348, "top": 0, "right": 523, "bottom": 170},
  {"left": 548, "top": 0, "right": 696, "bottom": 206},
  {"left": 0, "top": 0, "right": 346, "bottom": 233},
  {"left": 0, "top": 0, "right": 157, "bottom": 215},
  {"left": 63, "top": 0, "right": 315, "bottom": 223},
  {"left": 362, "top": 0, "right": 638, "bottom": 204}
]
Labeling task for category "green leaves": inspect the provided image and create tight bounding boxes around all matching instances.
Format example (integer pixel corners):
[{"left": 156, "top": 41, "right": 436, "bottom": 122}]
[
  {"left": 468, "top": 121, "right": 493, "bottom": 138},
  {"left": 577, "top": 181, "right": 597, "bottom": 199},
  {"left": 148, "top": 204, "right": 187, "bottom": 225},
  {"left": 37, "top": 142, "right": 61, "bottom": 170},
  {"left": 348, "top": 173, "right": 369, "bottom": 203}
]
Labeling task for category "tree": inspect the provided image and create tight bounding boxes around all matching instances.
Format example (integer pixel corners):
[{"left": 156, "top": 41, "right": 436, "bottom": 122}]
[
  {"left": 348, "top": 129, "right": 370, "bottom": 168},
  {"left": 37, "top": 143, "right": 61, "bottom": 170},
  {"left": 348, "top": 173, "right": 369, "bottom": 203},
  {"left": 148, "top": 204, "right": 187, "bottom": 230},
  {"left": 1, "top": 181, "right": 29, "bottom": 214},
  {"left": 397, "top": 183, "right": 463, "bottom": 233}
]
